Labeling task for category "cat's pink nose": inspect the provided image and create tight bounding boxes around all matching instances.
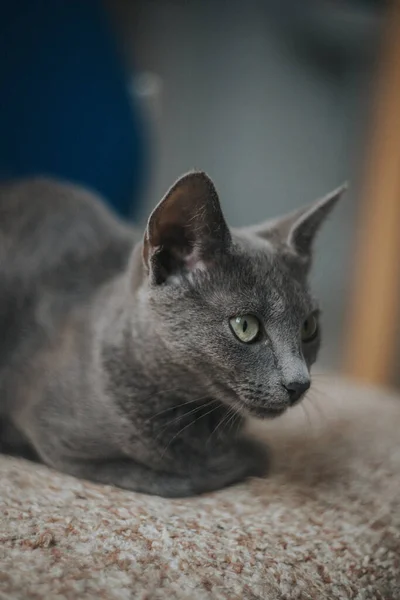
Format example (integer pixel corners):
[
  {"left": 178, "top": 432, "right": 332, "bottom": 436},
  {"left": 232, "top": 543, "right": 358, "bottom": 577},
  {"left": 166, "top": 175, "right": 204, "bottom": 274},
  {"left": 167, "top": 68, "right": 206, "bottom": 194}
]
[{"left": 283, "top": 380, "right": 310, "bottom": 405}]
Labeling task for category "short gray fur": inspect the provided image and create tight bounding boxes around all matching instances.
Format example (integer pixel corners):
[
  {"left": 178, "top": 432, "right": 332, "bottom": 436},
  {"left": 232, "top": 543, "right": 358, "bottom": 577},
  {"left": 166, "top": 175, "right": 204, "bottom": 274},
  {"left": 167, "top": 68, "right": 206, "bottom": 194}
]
[{"left": 0, "top": 173, "right": 345, "bottom": 497}]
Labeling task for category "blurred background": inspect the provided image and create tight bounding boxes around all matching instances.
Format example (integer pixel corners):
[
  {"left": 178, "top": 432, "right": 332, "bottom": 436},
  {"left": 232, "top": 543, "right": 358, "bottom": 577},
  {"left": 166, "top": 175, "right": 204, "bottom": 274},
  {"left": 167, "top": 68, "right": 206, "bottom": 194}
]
[{"left": 1, "top": 0, "right": 399, "bottom": 387}]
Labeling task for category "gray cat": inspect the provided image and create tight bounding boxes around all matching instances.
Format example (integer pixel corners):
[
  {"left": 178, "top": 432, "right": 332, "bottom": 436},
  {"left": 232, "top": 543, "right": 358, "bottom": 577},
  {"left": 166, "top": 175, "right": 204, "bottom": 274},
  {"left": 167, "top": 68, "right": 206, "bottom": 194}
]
[{"left": 0, "top": 172, "right": 345, "bottom": 497}]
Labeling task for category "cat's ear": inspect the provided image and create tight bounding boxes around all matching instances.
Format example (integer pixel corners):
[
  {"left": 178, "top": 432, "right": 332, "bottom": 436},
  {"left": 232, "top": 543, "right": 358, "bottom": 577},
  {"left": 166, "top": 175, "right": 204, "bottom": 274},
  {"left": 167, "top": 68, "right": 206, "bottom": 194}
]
[
  {"left": 249, "top": 184, "right": 347, "bottom": 262},
  {"left": 142, "top": 171, "right": 231, "bottom": 284}
]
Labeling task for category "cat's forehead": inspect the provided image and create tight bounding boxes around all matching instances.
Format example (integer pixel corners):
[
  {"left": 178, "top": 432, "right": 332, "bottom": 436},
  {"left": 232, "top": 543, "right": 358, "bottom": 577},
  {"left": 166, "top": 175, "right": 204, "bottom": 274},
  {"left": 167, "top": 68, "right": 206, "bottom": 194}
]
[
  {"left": 231, "top": 228, "right": 276, "bottom": 254},
  {"left": 230, "top": 229, "right": 287, "bottom": 279},
  {"left": 202, "top": 232, "right": 314, "bottom": 317}
]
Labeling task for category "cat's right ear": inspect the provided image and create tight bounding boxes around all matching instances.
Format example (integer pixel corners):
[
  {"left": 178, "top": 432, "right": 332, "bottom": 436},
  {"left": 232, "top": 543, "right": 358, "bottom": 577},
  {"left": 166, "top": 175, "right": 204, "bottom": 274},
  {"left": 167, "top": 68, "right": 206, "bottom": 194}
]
[
  {"left": 245, "top": 184, "right": 347, "bottom": 269},
  {"left": 141, "top": 171, "right": 231, "bottom": 285}
]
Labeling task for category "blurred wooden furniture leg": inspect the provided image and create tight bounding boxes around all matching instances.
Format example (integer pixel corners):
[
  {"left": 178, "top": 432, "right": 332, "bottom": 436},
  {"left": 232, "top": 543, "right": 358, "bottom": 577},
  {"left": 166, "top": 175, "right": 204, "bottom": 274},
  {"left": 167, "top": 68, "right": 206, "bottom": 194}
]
[{"left": 343, "top": 2, "right": 400, "bottom": 386}]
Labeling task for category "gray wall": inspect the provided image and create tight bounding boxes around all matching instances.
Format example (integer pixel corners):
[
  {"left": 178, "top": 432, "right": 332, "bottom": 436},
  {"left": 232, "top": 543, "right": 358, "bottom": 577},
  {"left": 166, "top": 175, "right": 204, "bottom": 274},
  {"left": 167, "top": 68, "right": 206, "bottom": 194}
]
[{"left": 106, "top": 0, "right": 380, "bottom": 368}]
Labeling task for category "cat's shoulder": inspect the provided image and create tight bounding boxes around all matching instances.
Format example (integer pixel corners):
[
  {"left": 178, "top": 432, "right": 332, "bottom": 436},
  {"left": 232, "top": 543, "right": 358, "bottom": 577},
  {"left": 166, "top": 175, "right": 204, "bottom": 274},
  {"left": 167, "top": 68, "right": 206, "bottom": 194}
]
[
  {"left": 0, "top": 177, "right": 137, "bottom": 276},
  {"left": 0, "top": 176, "right": 136, "bottom": 241},
  {"left": 0, "top": 176, "right": 108, "bottom": 216}
]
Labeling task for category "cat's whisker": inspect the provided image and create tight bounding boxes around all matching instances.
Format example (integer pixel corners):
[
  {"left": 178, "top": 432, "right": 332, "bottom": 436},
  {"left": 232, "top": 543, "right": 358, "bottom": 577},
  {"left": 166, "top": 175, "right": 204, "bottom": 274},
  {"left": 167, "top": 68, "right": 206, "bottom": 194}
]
[
  {"left": 153, "top": 399, "right": 218, "bottom": 447},
  {"left": 233, "top": 411, "right": 243, "bottom": 438},
  {"left": 309, "top": 384, "right": 337, "bottom": 406},
  {"left": 206, "top": 405, "right": 237, "bottom": 447},
  {"left": 218, "top": 402, "right": 242, "bottom": 442},
  {"left": 206, "top": 410, "right": 230, "bottom": 447},
  {"left": 226, "top": 406, "right": 241, "bottom": 435},
  {"left": 313, "top": 383, "right": 337, "bottom": 397},
  {"left": 139, "top": 386, "right": 189, "bottom": 415},
  {"left": 161, "top": 403, "right": 222, "bottom": 458},
  {"left": 304, "top": 390, "right": 328, "bottom": 423},
  {"left": 147, "top": 393, "right": 213, "bottom": 421},
  {"left": 156, "top": 397, "right": 217, "bottom": 433},
  {"left": 300, "top": 399, "right": 314, "bottom": 433}
]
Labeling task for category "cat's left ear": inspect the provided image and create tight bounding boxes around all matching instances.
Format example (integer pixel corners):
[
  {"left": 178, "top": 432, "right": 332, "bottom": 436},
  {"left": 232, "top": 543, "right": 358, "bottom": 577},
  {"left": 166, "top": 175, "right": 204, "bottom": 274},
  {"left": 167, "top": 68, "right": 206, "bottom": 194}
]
[
  {"left": 142, "top": 171, "right": 231, "bottom": 284},
  {"left": 249, "top": 184, "right": 347, "bottom": 263}
]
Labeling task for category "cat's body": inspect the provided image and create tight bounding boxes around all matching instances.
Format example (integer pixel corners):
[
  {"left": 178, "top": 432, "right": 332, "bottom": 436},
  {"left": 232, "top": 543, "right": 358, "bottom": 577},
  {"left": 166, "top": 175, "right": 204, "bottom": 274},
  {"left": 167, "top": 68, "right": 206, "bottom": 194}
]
[{"left": 0, "top": 173, "right": 345, "bottom": 496}]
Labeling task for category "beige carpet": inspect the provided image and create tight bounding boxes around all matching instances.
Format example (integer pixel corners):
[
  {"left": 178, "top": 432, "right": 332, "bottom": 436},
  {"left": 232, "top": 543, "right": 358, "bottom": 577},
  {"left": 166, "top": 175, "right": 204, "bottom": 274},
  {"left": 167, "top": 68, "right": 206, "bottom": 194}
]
[{"left": 1, "top": 379, "right": 400, "bottom": 600}]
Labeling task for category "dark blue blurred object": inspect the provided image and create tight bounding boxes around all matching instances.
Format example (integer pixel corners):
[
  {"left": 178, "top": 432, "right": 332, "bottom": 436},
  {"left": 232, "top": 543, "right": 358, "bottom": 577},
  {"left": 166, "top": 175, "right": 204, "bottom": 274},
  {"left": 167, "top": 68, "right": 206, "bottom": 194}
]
[{"left": 0, "top": 0, "right": 148, "bottom": 218}]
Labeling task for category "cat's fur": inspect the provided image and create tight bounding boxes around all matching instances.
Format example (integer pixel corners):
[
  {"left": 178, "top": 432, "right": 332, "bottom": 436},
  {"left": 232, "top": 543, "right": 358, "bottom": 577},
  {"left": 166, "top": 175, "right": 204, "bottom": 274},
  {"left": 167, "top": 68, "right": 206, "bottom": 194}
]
[{"left": 0, "top": 172, "right": 345, "bottom": 497}]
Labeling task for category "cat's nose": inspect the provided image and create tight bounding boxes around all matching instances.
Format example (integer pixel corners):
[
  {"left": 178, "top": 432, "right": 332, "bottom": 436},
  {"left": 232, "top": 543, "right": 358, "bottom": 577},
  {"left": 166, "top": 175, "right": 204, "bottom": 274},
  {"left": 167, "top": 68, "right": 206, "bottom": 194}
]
[{"left": 283, "top": 379, "right": 310, "bottom": 405}]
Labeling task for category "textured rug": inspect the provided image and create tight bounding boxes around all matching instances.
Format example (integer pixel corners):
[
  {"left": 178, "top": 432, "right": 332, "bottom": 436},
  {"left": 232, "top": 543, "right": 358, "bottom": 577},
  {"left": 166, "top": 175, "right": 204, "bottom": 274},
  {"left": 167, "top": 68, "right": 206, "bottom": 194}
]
[{"left": 1, "top": 378, "right": 400, "bottom": 600}]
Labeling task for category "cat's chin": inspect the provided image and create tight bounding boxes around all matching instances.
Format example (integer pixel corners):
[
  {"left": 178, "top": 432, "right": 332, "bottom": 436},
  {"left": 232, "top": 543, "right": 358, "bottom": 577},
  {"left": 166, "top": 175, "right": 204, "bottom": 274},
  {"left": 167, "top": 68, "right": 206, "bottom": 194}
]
[
  {"left": 243, "top": 404, "right": 288, "bottom": 420},
  {"left": 212, "top": 382, "right": 289, "bottom": 420}
]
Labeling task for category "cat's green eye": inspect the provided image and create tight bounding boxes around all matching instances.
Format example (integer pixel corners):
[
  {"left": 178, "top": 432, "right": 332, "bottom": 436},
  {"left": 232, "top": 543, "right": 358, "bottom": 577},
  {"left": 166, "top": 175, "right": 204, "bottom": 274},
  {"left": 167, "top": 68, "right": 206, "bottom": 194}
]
[
  {"left": 229, "top": 315, "right": 260, "bottom": 343},
  {"left": 301, "top": 314, "right": 319, "bottom": 343}
]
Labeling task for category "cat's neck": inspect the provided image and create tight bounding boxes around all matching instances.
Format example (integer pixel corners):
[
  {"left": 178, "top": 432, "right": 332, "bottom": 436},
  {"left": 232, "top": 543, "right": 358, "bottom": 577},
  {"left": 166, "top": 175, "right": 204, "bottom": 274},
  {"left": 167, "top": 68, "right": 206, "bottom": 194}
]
[
  {"left": 90, "top": 273, "right": 243, "bottom": 429},
  {"left": 92, "top": 274, "right": 204, "bottom": 395}
]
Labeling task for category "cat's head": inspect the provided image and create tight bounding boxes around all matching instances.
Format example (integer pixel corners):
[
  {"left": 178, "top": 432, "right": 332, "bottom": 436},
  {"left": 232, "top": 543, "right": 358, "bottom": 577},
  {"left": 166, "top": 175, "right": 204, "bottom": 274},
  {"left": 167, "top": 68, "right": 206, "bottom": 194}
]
[{"left": 136, "top": 172, "right": 346, "bottom": 419}]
